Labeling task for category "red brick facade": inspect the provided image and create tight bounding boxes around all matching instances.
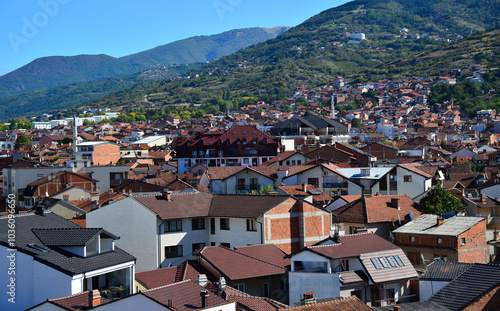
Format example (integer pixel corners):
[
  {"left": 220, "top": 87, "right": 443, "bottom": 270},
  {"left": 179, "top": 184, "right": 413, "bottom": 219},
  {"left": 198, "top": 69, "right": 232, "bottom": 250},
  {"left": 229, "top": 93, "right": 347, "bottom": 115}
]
[{"left": 265, "top": 198, "right": 330, "bottom": 253}]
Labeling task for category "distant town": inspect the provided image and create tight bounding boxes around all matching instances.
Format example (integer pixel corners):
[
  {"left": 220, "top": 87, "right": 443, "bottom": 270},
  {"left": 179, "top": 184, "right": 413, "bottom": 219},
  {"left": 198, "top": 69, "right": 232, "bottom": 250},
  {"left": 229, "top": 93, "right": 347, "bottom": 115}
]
[{"left": 1, "top": 58, "right": 500, "bottom": 310}]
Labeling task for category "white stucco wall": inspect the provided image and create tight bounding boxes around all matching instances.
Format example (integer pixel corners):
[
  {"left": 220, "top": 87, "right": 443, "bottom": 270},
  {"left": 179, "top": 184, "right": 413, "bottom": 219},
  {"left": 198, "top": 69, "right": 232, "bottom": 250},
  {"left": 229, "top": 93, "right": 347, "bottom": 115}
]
[
  {"left": 86, "top": 197, "right": 158, "bottom": 273},
  {"left": 208, "top": 216, "right": 263, "bottom": 248},
  {"left": 396, "top": 167, "right": 431, "bottom": 199}
]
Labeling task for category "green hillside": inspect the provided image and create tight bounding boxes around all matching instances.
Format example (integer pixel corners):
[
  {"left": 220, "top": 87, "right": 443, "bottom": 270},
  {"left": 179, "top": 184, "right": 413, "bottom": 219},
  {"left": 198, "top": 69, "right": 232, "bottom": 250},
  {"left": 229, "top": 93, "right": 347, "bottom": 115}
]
[{"left": 0, "top": 27, "right": 289, "bottom": 99}]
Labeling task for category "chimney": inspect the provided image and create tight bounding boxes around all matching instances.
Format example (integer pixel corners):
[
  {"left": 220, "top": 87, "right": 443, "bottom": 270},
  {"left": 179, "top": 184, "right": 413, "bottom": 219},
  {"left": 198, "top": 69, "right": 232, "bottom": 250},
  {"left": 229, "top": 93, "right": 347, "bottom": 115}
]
[
  {"left": 481, "top": 194, "right": 486, "bottom": 203},
  {"left": 437, "top": 216, "right": 445, "bottom": 226},
  {"left": 200, "top": 289, "right": 209, "bottom": 308},
  {"left": 494, "top": 231, "right": 499, "bottom": 240},
  {"left": 167, "top": 299, "right": 173, "bottom": 308},
  {"left": 90, "top": 191, "right": 99, "bottom": 203},
  {"left": 162, "top": 190, "right": 172, "bottom": 201},
  {"left": 88, "top": 289, "right": 101, "bottom": 308},
  {"left": 197, "top": 274, "right": 208, "bottom": 287},
  {"left": 393, "top": 306, "right": 401, "bottom": 311},
  {"left": 391, "top": 197, "right": 401, "bottom": 210},
  {"left": 301, "top": 292, "right": 317, "bottom": 305},
  {"left": 461, "top": 188, "right": 465, "bottom": 197},
  {"left": 302, "top": 183, "right": 307, "bottom": 192},
  {"left": 107, "top": 188, "right": 113, "bottom": 195}
]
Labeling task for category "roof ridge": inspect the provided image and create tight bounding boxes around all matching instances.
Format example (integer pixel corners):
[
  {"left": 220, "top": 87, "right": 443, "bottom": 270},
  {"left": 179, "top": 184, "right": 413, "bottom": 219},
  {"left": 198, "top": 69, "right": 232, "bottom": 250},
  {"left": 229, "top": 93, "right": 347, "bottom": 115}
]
[
  {"left": 283, "top": 295, "right": 356, "bottom": 309},
  {"left": 142, "top": 279, "right": 193, "bottom": 292},
  {"left": 49, "top": 290, "right": 91, "bottom": 301}
]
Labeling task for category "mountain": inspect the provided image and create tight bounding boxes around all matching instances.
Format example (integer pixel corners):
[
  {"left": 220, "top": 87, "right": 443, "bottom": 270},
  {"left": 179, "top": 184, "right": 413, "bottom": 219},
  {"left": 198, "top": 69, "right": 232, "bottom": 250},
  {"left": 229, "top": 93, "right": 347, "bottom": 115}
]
[
  {"left": 80, "top": 0, "right": 499, "bottom": 109},
  {"left": 0, "top": 27, "right": 289, "bottom": 99}
]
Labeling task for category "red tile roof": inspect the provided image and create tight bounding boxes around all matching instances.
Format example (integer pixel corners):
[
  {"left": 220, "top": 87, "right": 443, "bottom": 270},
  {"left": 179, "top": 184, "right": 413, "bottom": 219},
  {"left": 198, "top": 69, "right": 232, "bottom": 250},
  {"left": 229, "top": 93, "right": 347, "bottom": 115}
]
[
  {"left": 197, "top": 246, "right": 286, "bottom": 280},
  {"left": 142, "top": 280, "right": 230, "bottom": 311},
  {"left": 301, "top": 233, "right": 400, "bottom": 259},
  {"left": 235, "top": 244, "right": 290, "bottom": 268},
  {"left": 281, "top": 295, "right": 371, "bottom": 310},
  {"left": 47, "top": 290, "right": 111, "bottom": 310}
]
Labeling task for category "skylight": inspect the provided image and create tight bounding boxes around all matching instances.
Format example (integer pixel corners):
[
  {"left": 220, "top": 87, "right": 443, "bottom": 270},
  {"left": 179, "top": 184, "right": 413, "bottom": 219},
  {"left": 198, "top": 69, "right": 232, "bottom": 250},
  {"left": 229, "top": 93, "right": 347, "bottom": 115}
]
[
  {"left": 379, "top": 257, "right": 389, "bottom": 268},
  {"left": 386, "top": 256, "right": 397, "bottom": 267},
  {"left": 394, "top": 255, "right": 404, "bottom": 266},
  {"left": 371, "top": 258, "right": 381, "bottom": 269},
  {"left": 27, "top": 243, "right": 48, "bottom": 253}
]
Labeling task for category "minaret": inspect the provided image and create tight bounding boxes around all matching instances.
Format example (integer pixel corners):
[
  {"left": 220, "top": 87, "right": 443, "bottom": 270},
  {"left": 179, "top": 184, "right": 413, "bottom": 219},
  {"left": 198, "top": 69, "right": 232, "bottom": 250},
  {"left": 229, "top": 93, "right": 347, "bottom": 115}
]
[
  {"left": 73, "top": 114, "right": 78, "bottom": 157},
  {"left": 331, "top": 95, "right": 337, "bottom": 119}
]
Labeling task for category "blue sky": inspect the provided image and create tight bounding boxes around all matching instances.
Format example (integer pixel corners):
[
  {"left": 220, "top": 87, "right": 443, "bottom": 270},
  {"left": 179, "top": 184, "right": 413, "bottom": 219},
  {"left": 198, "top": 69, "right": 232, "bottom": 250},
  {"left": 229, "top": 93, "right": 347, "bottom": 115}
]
[{"left": 0, "top": 0, "right": 349, "bottom": 76}]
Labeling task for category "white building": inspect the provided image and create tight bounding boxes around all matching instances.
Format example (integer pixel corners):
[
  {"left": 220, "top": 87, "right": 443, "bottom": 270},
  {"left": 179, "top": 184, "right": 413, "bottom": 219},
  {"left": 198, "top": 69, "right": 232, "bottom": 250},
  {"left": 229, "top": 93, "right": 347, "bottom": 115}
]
[
  {"left": 288, "top": 233, "right": 417, "bottom": 307},
  {"left": 0, "top": 212, "right": 135, "bottom": 311}
]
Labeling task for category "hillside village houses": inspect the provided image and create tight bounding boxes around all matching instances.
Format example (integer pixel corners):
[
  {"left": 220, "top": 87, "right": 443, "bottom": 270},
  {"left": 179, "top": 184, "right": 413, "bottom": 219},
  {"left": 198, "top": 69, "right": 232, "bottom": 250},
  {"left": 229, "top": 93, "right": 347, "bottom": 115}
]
[{"left": 1, "top": 63, "right": 500, "bottom": 309}]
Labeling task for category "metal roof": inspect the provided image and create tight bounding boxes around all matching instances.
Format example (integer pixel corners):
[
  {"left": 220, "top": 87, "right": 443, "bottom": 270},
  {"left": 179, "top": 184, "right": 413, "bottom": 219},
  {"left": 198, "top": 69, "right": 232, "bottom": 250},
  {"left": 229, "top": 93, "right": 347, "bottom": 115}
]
[{"left": 393, "top": 214, "right": 485, "bottom": 237}]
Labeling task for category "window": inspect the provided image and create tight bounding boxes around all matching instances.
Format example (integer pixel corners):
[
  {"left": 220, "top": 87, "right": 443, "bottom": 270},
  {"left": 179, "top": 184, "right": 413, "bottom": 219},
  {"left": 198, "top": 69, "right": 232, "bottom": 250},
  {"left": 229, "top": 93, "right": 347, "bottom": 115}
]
[
  {"left": 407, "top": 252, "right": 421, "bottom": 265},
  {"left": 341, "top": 259, "right": 349, "bottom": 271},
  {"left": 247, "top": 219, "right": 257, "bottom": 231},
  {"left": 192, "top": 218, "right": 205, "bottom": 230},
  {"left": 250, "top": 178, "right": 258, "bottom": 190},
  {"left": 263, "top": 282, "right": 270, "bottom": 297},
  {"left": 297, "top": 160, "right": 302, "bottom": 165},
  {"left": 291, "top": 160, "right": 296, "bottom": 165},
  {"left": 410, "top": 236, "right": 416, "bottom": 243},
  {"left": 371, "top": 258, "right": 381, "bottom": 269},
  {"left": 379, "top": 257, "right": 389, "bottom": 268},
  {"left": 165, "top": 245, "right": 183, "bottom": 258},
  {"left": 386, "top": 257, "right": 397, "bottom": 267},
  {"left": 280, "top": 278, "right": 289, "bottom": 291},
  {"left": 461, "top": 237, "right": 466, "bottom": 246},
  {"left": 394, "top": 255, "right": 404, "bottom": 266},
  {"left": 192, "top": 151, "right": 197, "bottom": 157},
  {"left": 437, "top": 238, "right": 443, "bottom": 245},
  {"left": 404, "top": 175, "right": 412, "bottom": 182},
  {"left": 234, "top": 284, "right": 245, "bottom": 292},
  {"left": 192, "top": 243, "right": 205, "bottom": 253},
  {"left": 308, "top": 178, "right": 319, "bottom": 188},
  {"left": 386, "top": 288, "right": 395, "bottom": 304},
  {"left": 351, "top": 290, "right": 362, "bottom": 300},
  {"left": 210, "top": 218, "right": 215, "bottom": 234},
  {"left": 164, "top": 220, "right": 182, "bottom": 233},
  {"left": 237, "top": 178, "right": 246, "bottom": 191},
  {"left": 243, "top": 158, "right": 249, "bottom": 164},
  {"left": 286, "top": 160, "right": 290, "bottom": 165},
  {"left": 220, "top": 218, "right": 230, "bottom": 230},
  {"left": 220, "top": 242, "right": 231, "bottom": 248}
]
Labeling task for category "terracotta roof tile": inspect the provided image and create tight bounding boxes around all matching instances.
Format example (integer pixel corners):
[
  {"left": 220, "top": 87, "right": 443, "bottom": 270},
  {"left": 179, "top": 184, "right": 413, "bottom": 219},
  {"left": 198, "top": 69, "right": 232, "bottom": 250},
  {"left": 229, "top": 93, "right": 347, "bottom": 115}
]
[
  {"left": 48, "top": 290, "right": 112, "bottom": 310},
  {"left": 281, "top": 295, "right": 371, "bottom": 310},
  {"left": 235, "top": 244, "right": 290, "bottom": 268},
  {"left": 198, "top": 246, "right": 286, "bottom": 280}
]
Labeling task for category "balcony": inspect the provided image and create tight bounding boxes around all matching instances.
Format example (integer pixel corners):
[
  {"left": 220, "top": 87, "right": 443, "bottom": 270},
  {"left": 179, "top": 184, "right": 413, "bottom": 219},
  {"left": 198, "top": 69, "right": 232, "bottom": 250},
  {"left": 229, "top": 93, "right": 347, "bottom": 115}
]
[
  {"left": 323, "top": 181, "right": 348, "bottom": 188},
  {"left": 236, "top": 184, "right": 260, "bottom": 192}
]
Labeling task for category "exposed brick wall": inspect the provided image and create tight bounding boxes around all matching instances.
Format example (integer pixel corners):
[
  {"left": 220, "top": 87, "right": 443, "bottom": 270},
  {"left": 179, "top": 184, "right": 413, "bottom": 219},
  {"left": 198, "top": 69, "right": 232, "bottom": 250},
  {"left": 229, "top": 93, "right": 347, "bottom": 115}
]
[
  {"left": 93, "top": 144, "right": 121, "bottom": 165},
  {"left": 463, "top": 284, "right": 500, "bottom": 311},
  {"left": 305, "top": 215, "right": 324, "bottom": 238},
  {"left": 459, "top": 249, "right": 488, "bottom": 264},
  {"left": 269, "top": 218, "right": 299, "bottom": 240}
]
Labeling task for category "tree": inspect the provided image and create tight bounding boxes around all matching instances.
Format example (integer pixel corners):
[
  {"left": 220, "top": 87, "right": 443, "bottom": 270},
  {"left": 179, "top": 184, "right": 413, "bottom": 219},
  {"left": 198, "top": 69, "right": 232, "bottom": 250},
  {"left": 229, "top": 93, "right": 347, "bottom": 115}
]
[
  {"left": 351, "top": 118, "right": 362, "bottom": 129},
  {"left": 419, "top": 184, "right": 466, "bottom": 215},
  {"left": 15, "top": 135, "right": 32, "bottom": 149},
  {"left": 295, "top": 97, "right": 308, "bottom": 106}
]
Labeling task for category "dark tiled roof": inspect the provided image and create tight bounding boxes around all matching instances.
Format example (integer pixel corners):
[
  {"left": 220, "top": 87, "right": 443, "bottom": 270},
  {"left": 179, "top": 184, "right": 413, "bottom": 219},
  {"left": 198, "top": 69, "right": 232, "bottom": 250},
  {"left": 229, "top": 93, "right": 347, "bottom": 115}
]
[
  {"left": 235, "top": 244, "right": 290, "bottom": 269},
  {"left": 374, "top": 301, "right": 450, "bottom": 310},
  {"left": 31, "top": 228, "right": 112, "bottom": 246},
  {"left": 429, "top": 263, "right": 500, "bottom": 311},
  {"left": 281, "top": 295, "right": 371, "bottom": 310},
  {"left": 198, "top": 246, "right": 286, "bottom": 280},
  {"left": 0, "top": 213, "right": 135, "bottom": 276},
  {"left": 339, "top": 270, "right": 369, "bottom": 285},
  {"left": 420, "top": 260, "right": 473, "bottom": 281},
  {"left": 304, "top": 233, "right": 400, "bottom": 259},
  {"left": 142, "top": 280, "right": 230, "bottom": 311},
  {"left": 209, "top": 195, "right": 290, "bottom": 218}
]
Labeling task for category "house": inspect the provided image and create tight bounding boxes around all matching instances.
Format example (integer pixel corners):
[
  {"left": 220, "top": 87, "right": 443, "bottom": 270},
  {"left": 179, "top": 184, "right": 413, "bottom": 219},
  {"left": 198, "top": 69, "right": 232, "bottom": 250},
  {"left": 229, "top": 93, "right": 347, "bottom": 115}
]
[
  {"left": 68, "top": 141, "right": 121, "bottom": 168},
  {"left": 194, "top": 245, "right": 288, "bottom": 303},
  {"left": 277, "top": 183, "right": 334, "bottom": 208},
  {"left": 396, "top": 164, "right": 435, "bottom": 199},
  {"left": 21, "top": 171, "right": 97, "bottom": 208},
  {"left": 331, "top": 194, "right": 423, "bottom": 240},
  {"left": 86, "top": 191, "right": 331, "bottom": 272},
  {"left": 287, "top": 233, "right": 418, "bottom": 307},
  {"left": 361, "top": 142, "right": 399, "bottom": 165},
  {"left": 393, "top": 214, "right": 488, "bottom": 268},
  {"left": 262, "top": 151, "right": 310, "bottom": 166},
  {"left": 175, "top": 125, "right": 280, "bottom": 174},
  {"left": 478, "top": 175, "right": 500, "bottom": 198},
  {"left": 417, "top": 260, "right": 473, "bottom": 301},
  {"left": 428, "top": 263, "right": 500, "bottom": 310},
  {"left": 462, "top": 194, "right": 500, "bottom": 230},
  {"left": 0, "top": 212, "right": 136, "bottom": 311}
]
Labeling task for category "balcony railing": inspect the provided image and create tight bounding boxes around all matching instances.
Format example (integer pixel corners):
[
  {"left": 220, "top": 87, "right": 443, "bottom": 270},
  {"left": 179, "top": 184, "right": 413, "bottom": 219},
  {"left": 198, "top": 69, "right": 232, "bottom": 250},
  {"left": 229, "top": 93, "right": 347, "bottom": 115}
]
[
  {"left": 323, "top": 181, "right": 348, "bottom": 188},
  {"left": 236, "top": 185, "right": 260, "bottom": 192}
]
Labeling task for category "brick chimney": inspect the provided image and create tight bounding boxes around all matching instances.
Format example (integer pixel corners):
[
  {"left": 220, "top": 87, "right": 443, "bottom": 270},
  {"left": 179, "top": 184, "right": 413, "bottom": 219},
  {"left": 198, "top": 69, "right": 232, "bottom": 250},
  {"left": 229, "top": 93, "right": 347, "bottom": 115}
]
[
  {"left": 161, "top": 190, "right": 172, "bottom": 201},
  {"left": 437, "top": 216, "right": 445, "bottom": 226},
  {"left": 481, "top": 194, "right": 486, "bottom": 203},
  {"left": 302, "top": 292, "right": 317, "bottom": 305},
  {"left": 88, "top": 289, "right": 101, "bottom": 308},
  {"left": 393, "top": 306, "right": 401, "bottom": 311},
  {"left": 391, "top": 197, "right": 400, "bottom": 210}
]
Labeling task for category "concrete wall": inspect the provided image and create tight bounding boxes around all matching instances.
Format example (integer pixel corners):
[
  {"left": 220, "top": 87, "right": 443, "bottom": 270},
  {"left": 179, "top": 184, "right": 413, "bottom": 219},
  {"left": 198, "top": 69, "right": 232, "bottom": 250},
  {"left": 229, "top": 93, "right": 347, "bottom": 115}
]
[{"left": 86, "top": 197, "right": 158, "bottom": 272}]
